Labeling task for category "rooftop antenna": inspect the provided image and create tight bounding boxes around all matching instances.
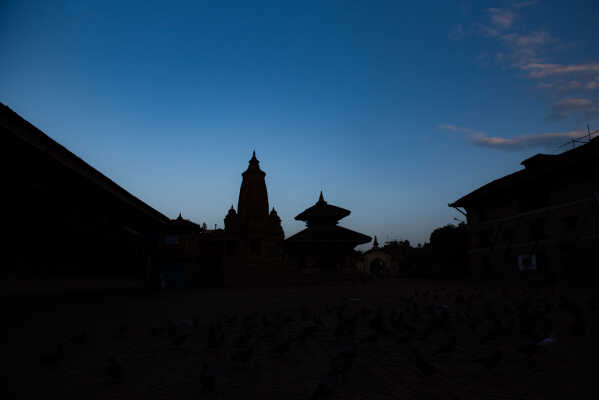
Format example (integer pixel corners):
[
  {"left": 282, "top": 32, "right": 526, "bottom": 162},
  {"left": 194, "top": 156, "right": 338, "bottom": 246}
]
[
  {"left": 559, "top": 124, "right": 598, "bottom": 150},
  {"left": 587, "top": 124, "right": 599, "bottom": 142}
]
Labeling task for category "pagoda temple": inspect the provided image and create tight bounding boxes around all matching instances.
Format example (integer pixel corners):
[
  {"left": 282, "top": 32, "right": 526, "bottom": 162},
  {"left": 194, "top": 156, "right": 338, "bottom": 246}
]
[
  {"left": 223, "top": 152, "right": 284, "bottom": 278},
  {"left": 285, "top": 192, "right": 371, "bottom": 270}
]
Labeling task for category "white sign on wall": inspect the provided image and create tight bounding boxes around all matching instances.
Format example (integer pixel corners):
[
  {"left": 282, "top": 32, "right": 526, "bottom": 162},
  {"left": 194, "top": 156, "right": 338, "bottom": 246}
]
[{"left": 518, "top": 254, "right": 537, "bottom": 271}]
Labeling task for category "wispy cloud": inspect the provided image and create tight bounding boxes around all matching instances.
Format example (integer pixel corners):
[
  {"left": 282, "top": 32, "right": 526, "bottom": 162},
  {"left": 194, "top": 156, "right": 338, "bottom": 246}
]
[
  {"left": 521, "top": 62, "right": 599, "bottom": 78},
  {"left": 457, "top": 3, "right": 599, "bottom": 121},
  {"left": 437, "top": 123, "right": 591, "bottom": 150},
  {"left": 489, "top": 8, "right": 517, "bottom": 29},
  {"left": 513, "top": 1, "right": 539, "bottom": 9},
  {"left": 548, "top": 98, "right": 599, "bottom": 120}
]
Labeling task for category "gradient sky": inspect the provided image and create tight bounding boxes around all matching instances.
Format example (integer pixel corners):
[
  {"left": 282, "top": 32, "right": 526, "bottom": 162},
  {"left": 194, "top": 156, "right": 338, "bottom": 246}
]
[{"left": 2, "top": 0, "right": 598, "bottom": 249}]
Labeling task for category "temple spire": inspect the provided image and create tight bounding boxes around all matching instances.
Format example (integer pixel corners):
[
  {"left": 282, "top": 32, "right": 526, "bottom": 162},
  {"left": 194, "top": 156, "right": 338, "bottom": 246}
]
[
  {"left": 373, "top": 235, "right": 379, "bottom": 249},
  {"left": 318, "top": 191, "right": 325, "bottom": 203}
]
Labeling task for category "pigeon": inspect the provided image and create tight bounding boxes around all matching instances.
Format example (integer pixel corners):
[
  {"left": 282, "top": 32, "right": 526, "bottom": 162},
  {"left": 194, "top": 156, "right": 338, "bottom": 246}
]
[
  {"left": 408, "top": 346, "right": 438, "bottom": 376},
  {"left": 516, "top": 342, "right": 539, "bottom": 358},
  {"left": 171, "top": 333, "right": 189, "bottom": 349},
  {"left": 433, "top": 335, "right": 457, "bottom": 356},
  {"left": 301, "top": 305, "right": 312, "bottom": 321},
  {"left": 473, "top": 349, "right": 502, "bottom": 369},
  {"left": 231, "top": 345, "right": 254, "bottom": 366},
  {"left": 199, "top": 362, "right": 215, "bottom": 394},
  {"left": 113, "top": 323, "right": 128, "bottom": 341},
  {"left": 360, "top": 331, "right": 380, "bottom": 345},
  {"left": 167, "top": 320, "right": 177, "bottom": 338},
  {"left": 328, "top": 344, "right": 357, "bottom": 381},
  {"left": 40, "top": 343, "right": 64, "bottom": 366},
  {"left": 570, "top": 317, "right": 588, "bottom": 336},
  {"left": 311, "top": 375, "right": 335, "bottom": 399},
  {"left": 70, "top": 330, "right": 88, "bottom": 346},
  {"left": 106, "top": 356, "right": 124, "bottom": 384}
]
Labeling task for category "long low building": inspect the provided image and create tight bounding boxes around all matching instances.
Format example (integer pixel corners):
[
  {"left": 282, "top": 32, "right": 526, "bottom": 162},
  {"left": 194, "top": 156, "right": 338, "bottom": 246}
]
[
  {"left": 1, "top": 103, "right": 169, "bottom": 281},
  {"left": 450, "top": 136, "right": 599, "bottom": 281}
]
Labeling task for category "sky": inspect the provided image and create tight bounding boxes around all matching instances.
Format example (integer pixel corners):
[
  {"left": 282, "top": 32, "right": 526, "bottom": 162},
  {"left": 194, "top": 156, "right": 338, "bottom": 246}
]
[{"left": 2, "top": 0, "right": 599, "bottom": 249}]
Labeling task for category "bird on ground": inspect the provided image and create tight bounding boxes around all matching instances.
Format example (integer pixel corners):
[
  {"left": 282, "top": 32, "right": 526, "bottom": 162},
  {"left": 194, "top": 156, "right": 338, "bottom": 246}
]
[
  {"left": 433, "top": 335, "right": 457, "bottom": 356},
  {"left": 570, "top": 317, "right": 588, "bottom": 337},
  {"left": 408, "top": 346, "right": 438, "bottom": 376},
  {"left": 206, "top": 324, "right": 225, "bottom": 350},
  {"left": 40, "top": 343, "right": 64, "bottom": 366},
  {"left": 171, "top": 333, "right": 189, "bottom": 349},
  {"left": 167, "top": 320, "right": 177, "bottom": 338},
  {"left": 473, "top": 349, "right": 502, "bottom": 369},
  {"left": 231, "top": 345, "right": 254, "bottom": 366},
  {"left": 310, "top": 375, "right": 335, "bottom": 399},
  {"left": 271, "top": 337, "right": 294, "bottom": 357},
  {"left": 113, "top": 323, "right": 128, "bottom": 341},
  {"left": 199, "top": 362, "right": 215, "bottom": 394},
  {"left": 313, "top": 314, "right": 325, "bottom": 328},
  {"left": 359, "top": 332, "right": 379, "bottom": 345},
  {"left": 328, "top": 344, "right": 357, "bottom": 381},
  {"left": 297, "top": 324, "right": 320, "bottom": 346},
  {"left": 301, "top": 305, "right": 312, "bottom": 321},
  {"left": 106, "top": 355, "right": 124, "bottom": 384},
  {"left": 516, "top": 341, "right": 540, "bottom": 358}
]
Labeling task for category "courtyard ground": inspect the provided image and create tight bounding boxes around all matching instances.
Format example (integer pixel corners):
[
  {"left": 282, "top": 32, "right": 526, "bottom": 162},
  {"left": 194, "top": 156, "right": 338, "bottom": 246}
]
[{"left": 5, "top": 278, "right": 598, "bottom": 399}]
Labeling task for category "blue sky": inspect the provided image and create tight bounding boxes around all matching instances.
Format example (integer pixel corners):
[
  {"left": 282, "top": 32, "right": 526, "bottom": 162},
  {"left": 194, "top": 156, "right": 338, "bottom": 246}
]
[{"left": 2, "top": 0, "right": 598, "bottom": 248}]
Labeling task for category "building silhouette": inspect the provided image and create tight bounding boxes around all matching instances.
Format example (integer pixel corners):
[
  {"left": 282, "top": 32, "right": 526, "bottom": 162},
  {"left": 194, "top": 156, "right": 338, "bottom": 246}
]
[
  {"left": 450, "top": 137, "right": 599, "bottom": 281},
  {"left": 285, "top": 192, "right": 371, "bottom": 271},
  {"left": 1, "top": 103, "right": 168, "bottom": 283},
  {"left": 222, "top": 152, "right": 285, "bottom": 284}
]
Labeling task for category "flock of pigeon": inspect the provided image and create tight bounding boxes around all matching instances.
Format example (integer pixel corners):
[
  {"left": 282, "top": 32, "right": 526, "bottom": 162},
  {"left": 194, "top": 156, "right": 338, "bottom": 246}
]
[{"left": 33, "top": 285, "right": 598, "bottom": 399}]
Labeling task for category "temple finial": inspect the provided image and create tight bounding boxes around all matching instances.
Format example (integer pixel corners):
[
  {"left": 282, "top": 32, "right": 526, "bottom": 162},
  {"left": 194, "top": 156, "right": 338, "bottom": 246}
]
[
  {"left": 373, "top": 235, "right": 379, "bottom": 248},
  {"left": 318, "top": 190, "right": 324, "bottom": 203}
]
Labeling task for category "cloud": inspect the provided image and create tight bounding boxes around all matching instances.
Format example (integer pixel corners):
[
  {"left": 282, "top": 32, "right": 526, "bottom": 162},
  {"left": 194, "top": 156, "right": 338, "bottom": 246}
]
[
  {"left": 513, "top": 0, "right": 539, "bottom": 9},
  {"left": 537, "top": 80, "right": 582, "bottom": 91},
  {"left": 521, "top": 62, "right": 599, "bottom": 78},
  {"left": 502, "top": 31, "right": 550, "bottom": 48},
  {"left": 586, "top": 79, "right": 599, "bottom": 90},
  {"left": 463, "top": 5, "right": 599, "bottom": 122},
  {"left": 489, "top": 8, "right": 517, "bottom": 29},
  {"left": 548, "top": 98, "right": 599, "bottom": 120},
  {"left": 438, "top": 124, "right": 592, "bottom": 150}
]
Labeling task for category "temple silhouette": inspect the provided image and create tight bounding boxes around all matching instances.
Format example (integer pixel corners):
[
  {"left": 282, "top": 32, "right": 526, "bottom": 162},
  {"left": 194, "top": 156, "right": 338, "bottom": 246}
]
[{"left": 286, "top": 191, "right": 371, "bottom": 271}]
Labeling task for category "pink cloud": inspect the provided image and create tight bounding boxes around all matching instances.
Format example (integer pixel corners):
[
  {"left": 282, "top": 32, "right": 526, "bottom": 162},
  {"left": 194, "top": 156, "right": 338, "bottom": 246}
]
[{"left": 438, "top": 124, "right": 591, "bottom": 150}]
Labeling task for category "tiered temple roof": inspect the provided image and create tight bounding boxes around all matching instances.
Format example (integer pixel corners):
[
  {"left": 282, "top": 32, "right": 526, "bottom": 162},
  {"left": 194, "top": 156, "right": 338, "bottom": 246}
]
[{"left": 286, "top": 192, "right": 371, "bottom": 245}]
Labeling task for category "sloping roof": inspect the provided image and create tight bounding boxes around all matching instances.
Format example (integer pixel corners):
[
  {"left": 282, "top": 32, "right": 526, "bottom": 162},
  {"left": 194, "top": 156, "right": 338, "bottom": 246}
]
[
  {"left": 295, "top": 192, "right": 351, "bottom": 222},
  {"left": 1, "top": 103, "right": 169, "bottom": 223},
  {"left": 286, "top": 225, "right": 371, "bottom": 245},
  {"left": 450, "top": 137, "right": 599, "bottom": 208}
]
